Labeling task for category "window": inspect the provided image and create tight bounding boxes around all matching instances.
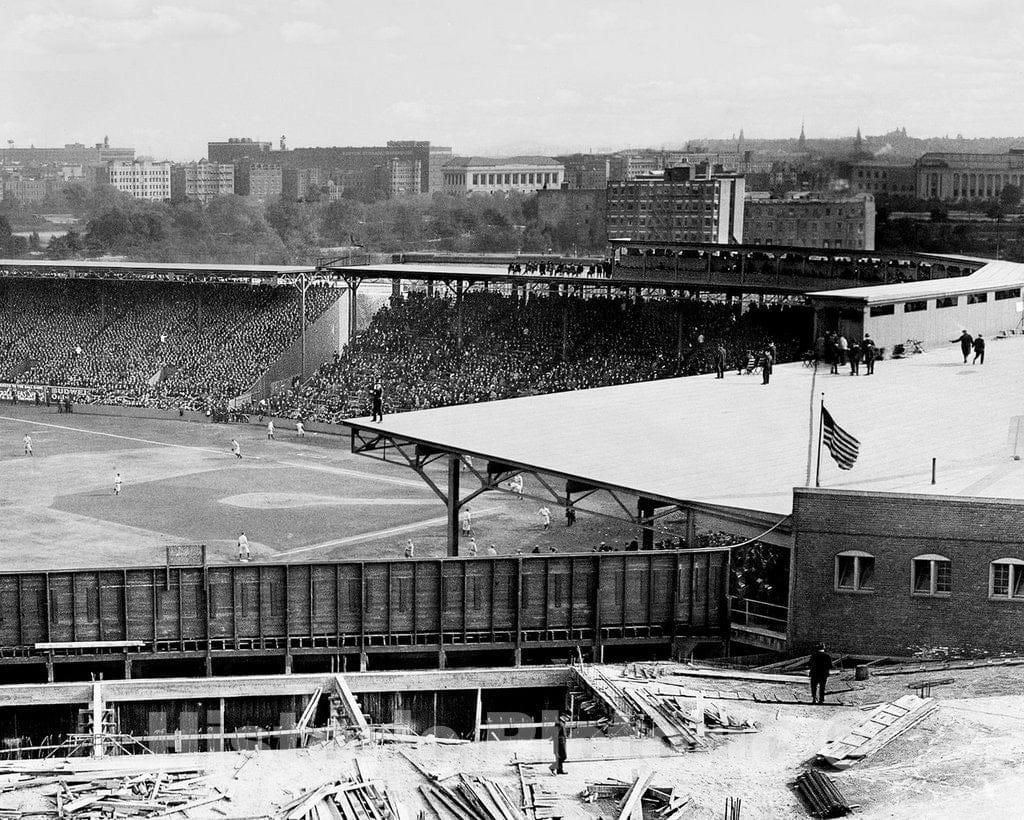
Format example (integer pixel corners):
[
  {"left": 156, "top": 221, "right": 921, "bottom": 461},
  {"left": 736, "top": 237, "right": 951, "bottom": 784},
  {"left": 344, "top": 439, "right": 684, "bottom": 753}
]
[
  {"left": 903, "top": 300, "right": 927, "bottom": 313},
  {"left": 967, "top": 292, "right": 988, "bottom": 305},
  {"left": 835, "top": 551, "right": 875, "bottom": 592},
  {"left": 995, "top": 288, "right": 1021, "bottom": 300},
  {"left": 912, "top": 554, "right": 951, "bottom": 596},
  {"left": 870, "top": 304, "right": 895, "bottom": 317},
  {"left": 936, "top": 296, "right": 958, "bottom": 309},
  {"left": 990, "top": 559, "right": 1024, "bottom": 600}
]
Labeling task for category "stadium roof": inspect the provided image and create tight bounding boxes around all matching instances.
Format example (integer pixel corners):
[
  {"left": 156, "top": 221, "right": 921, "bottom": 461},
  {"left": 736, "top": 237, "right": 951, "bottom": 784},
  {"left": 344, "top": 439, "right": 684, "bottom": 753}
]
[
  {"left": 0, "top": 259, "right": 316, "bottom": 275},
  {"left": 809, "top": 259, "right": 1024, "bottom": 305},
  {"left": 347, "top": 336, "right": 1024, "bottom": 517}
]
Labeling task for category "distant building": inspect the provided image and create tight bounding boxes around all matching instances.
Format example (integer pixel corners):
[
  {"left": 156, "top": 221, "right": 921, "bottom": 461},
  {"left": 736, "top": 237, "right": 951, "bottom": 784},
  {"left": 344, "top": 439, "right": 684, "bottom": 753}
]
[
  {"left": 847, "top": 162, "right": 916, "bottom": 196},
  {"left": 428, "top": 146, "right": 454, "bottom": 194},
  {"left": 207, "top": 138, "right": 272, "bottom": 164},
  {"left": 605, "top": 166, "right": 745, "bottom": 244},
  {"left": 916, "top": 150, "right": 1024, "bottom": 201},
  {"left": 282, "top": 167, "right": 321, "bottom": 201},
  {"left": 441, "top": 157, "right": 564, "bottom": 194},
  {"left": 170, "top": 160, "right": 235, "bottom": 202},
  {"left": 743, "top": 192, "right": 875, "bottom": 250},
  {"left": 2, "top": 176, "right": 53, "bottom": 203},
  {"left": 0, "top": 138, "right": 134, "bottom": 168},
  {"left": 99, "top": 160, "right": 172, "bottom": 201},
  {"left": 556, "top": 154, "right": 615, "bottom": 190},
  {"left": 234, "top": 163, "right": 282, "bottom": 202},
  {"left": 207, "top": 138, "right": 439, "bottom": 199}
]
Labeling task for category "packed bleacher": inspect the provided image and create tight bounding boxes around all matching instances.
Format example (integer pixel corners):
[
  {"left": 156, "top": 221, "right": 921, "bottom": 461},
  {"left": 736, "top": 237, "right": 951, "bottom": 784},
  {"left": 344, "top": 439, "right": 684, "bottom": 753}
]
[
  {"left": 0, "top": 280, "right": 338, "bottom": 409},
  {"left": 274, "top": 291, "right": 812, "bottom": 423}
]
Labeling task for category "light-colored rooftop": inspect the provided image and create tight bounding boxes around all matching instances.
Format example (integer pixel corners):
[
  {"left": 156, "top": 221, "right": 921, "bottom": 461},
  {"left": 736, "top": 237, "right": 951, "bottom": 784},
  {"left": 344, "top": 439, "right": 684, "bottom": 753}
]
[
  {"left": 348, "top": 336, "right": 1024, "bottom": 517},
  {"left": 0, "top": 258, "right": 316, "bottom": 274},
  {"left": 810, "top": 259, "right": 1024, "bottom": 305}
]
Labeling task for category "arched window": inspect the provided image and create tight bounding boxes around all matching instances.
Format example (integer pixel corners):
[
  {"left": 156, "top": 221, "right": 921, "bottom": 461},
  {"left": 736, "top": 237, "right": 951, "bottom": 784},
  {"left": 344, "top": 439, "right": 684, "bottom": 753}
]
[
  {"left": 911, "top": 554, "right": 951, "bottom": 597},
  {"left": 835, "top": 550, "right": 874, "bottom": 592},
  {"left": 989, "top": 558, "right": 1024, "bottom": 600}
]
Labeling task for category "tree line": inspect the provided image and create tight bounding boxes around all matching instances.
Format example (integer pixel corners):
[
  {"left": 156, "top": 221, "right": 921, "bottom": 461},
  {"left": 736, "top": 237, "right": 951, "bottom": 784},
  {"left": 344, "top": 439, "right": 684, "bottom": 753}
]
[{"left": 0, "top": 183, "right": 605, "bottom": 263}]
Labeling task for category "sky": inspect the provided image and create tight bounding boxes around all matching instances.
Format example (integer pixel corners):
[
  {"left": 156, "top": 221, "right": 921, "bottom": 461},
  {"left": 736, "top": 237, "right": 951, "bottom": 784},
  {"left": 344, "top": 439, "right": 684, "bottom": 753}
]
[{"left": 1, "top": 0, "right": 1022, "bottom": 161}]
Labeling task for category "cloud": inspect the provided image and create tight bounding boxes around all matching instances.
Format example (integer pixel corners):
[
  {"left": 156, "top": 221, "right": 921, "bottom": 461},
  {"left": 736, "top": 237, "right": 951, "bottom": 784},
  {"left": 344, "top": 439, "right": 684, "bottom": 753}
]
[
  {"left": 375, "top": 25, "right": 404, "bottom": 42},
  {"left": 4, "top": 5, "right": 243, "bottom": 54},
  {"left": 281, "top": 21, "right": 341, "bottom": 45},
  {"left": 806, "top": 3, "right": 857, "bottom": 28},
  {"left": 384, "top": 100, "right": 441, "bottom": 122}
]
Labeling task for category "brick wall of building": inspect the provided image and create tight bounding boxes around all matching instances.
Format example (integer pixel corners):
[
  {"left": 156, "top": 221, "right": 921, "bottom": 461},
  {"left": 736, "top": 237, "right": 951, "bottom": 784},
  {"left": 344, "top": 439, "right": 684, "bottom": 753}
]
[{"left": 790, "top": 487, "right": 1024, "bottom": 656}]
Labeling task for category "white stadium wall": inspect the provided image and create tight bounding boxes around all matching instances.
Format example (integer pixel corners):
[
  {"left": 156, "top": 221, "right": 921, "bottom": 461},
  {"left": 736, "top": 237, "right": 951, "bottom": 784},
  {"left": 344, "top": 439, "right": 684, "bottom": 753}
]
[{"left": 863, "top": 291, "right": 1023, "bottom": 350}]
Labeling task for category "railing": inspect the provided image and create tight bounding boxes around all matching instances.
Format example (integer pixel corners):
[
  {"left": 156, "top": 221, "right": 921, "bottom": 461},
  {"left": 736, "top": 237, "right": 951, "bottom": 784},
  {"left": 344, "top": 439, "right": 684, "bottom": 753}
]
[{"left": 729, "top": 596, "right": 789, "bottom": 635}]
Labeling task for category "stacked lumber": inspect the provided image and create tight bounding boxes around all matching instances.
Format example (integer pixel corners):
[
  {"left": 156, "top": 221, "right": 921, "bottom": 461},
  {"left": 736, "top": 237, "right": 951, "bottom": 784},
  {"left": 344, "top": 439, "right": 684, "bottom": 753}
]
[
  {"left": 793, "top": 770, "right": 852, "bottom": 818},
  {"left": 816, "top": 694, "right": 937, "bottom": 769},
  {"left": 278, "top": 773, "right": 400, "bottom": 820},
  {"left": 421, "top": 773, "right": 527, "bottom": 820},
  {"left": 0, "top": 764, "right": 226, "bottom": 817},
  {"left": 580, "top": 774, "right": 689, "bottom": 820},
  {"left": 621, "top": 688, "right": 759, "bottom": 750}
]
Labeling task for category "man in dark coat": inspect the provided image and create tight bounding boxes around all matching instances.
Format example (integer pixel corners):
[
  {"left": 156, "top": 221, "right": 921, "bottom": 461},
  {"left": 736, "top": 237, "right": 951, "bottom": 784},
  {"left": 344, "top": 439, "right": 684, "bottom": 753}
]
[
  {"left": 973, "top": 334, "right": 985, "bottom": 364},
  {"left": 549, "top": 713, "right": 568, "bottom": 774},
  {"left": 761, "top": 348, "right": 774, "bottom": 385},
  {"left": 714, "top": 344, "right": 727, "bottom": 379},
  {"left": 952, "top": 330, "right": 973, "bottom": 363},
  {"left": 809, "top": 643, "right": 832, "bottom": 704},
  {"left": 370, "top": 383, "right": 384, "bottom": 422},
  {"left": 862, "top": 334, "right": 876, "bottom": 375}
]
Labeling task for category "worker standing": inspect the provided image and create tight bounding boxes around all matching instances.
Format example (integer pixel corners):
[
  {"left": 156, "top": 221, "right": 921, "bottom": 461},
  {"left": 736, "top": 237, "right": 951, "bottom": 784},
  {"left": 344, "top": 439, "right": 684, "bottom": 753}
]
[
  {"left": 549, "top": 713, "right": 568, "bottom": 775},
  {"left": 808, "top": 642, "right": 832, "bottom": 704}
]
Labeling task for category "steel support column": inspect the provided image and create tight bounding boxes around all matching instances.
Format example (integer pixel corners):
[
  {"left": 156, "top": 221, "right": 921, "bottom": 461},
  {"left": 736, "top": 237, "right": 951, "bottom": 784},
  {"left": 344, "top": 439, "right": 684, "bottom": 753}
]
[{"left": 447, "top": 453, "right": 461, "bottom": 556}]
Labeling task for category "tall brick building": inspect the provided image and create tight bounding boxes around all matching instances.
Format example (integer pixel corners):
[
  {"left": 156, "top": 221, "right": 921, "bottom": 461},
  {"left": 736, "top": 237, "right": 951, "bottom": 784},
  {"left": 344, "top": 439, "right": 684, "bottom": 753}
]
[
  {"left": 743, "top": 192, "right": 875, "bottom": 250},
  {"left": 605, "top": 166, "right": 745, "bottom": 244},
  {"left": 207, "top": 137, "right": 439, "bottom": 199}
]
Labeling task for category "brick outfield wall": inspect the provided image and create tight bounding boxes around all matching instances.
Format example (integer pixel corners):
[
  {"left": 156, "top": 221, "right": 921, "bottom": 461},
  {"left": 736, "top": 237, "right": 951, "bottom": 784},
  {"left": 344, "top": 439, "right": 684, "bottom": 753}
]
[{"left": 790, "top": 487, "right": 1024, "bottom": 657}]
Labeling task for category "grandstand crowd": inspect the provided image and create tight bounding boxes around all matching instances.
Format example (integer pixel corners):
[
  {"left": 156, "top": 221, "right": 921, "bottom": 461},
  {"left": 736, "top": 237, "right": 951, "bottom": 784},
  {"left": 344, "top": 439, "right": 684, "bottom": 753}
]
[
  {"left": 0, "top": 279, "right": 810, "bottom": 420},
  {"left": 273, "top": 290, "right": 810, "bottom": 423},
  {"left": 0, "top": 280, "right": 337, "bottom": 409}
]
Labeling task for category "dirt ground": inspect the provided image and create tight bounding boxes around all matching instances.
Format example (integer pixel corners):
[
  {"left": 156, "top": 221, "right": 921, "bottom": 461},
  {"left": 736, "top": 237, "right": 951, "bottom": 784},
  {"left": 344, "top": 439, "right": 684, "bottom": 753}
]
[
  {"left": 0, "top": 405, "right": 642, "bottom": 569},
  {"left": 3, "top": 662, "right": 1023, "bottom": 818}
]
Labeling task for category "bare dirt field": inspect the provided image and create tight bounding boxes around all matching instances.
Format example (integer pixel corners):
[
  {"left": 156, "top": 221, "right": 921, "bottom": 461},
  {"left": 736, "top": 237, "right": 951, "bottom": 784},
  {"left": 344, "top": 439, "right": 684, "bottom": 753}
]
[{"left": 0, "top": 405, "right": 639, "bottom": 569}]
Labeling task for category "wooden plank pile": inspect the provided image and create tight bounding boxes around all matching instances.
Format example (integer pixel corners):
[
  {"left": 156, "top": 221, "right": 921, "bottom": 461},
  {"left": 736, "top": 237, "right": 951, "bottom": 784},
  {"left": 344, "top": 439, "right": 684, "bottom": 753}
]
[
  {"left": 621, "top": 687, "right": 758, "bottom": 751},
  {"left": 793, "top": 770, "right": 852, "bottom": 818},
  {"left": 816, "top": 694, "right": 937, "bottom": 769},
  {"left": 0, "top": 763, "right": 227, "bottom": 817},
  {"left": 420, "top": 773, "right": 529, "bottom": 820},
  {"left": 580, "top": 773, "right": 689, "bottom": 820},
  {"left": 277, "top": 770, "right": 400, "bottom": 820}
]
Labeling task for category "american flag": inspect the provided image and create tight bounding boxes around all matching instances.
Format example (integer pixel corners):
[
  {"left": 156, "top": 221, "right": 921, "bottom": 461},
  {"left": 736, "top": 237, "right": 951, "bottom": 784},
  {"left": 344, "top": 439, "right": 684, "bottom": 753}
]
[{"left": 822, "top": 407, "right": 860, "bottom": 470}]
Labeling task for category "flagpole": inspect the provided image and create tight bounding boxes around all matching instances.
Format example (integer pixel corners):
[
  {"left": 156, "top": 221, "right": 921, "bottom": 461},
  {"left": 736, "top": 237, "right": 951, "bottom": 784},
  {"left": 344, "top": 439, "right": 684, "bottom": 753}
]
[
  {"left": 805, "top": 358, "right": 819, "bottom": 486},
  {"left": 815, "top": 393, "right": 825, "bottom": 487}
]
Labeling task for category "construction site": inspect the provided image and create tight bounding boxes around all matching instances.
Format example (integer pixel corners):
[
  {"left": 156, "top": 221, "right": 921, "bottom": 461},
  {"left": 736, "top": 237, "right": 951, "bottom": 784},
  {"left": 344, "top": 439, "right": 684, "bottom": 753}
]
[
  {"left": 2, "top": 252, "right": 1024, "bottom": 818},
  {"left": 1, "top": 657, "right": 1023, "bottom": 818}
]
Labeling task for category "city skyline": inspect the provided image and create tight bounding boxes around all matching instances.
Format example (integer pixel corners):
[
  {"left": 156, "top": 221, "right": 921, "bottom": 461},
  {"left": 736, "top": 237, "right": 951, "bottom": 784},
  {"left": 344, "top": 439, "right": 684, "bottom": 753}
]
[{"left": 2, "top": 0, "right": 1022, "bottom": 160}]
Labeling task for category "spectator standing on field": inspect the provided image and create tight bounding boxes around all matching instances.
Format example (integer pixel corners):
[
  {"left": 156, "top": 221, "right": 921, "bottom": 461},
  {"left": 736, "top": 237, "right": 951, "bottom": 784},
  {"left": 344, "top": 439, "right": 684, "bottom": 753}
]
[{"left": 973, "top": 334, "right": 985, "bottom": 364}]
